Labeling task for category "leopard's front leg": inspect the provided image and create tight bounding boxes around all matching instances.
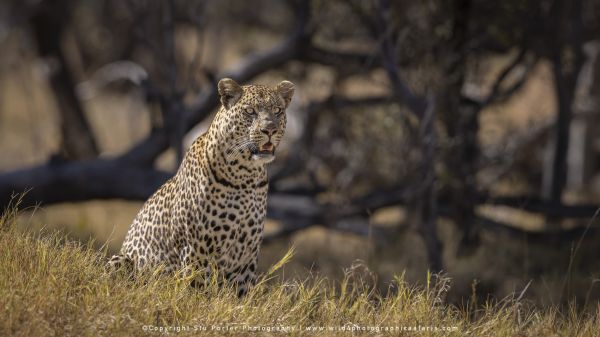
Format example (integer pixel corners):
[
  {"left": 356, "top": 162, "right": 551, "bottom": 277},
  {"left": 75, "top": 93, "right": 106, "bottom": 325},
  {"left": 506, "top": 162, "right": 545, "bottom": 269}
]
[{"left": 231, "top": 259, "right": 258, "bottom": 297}]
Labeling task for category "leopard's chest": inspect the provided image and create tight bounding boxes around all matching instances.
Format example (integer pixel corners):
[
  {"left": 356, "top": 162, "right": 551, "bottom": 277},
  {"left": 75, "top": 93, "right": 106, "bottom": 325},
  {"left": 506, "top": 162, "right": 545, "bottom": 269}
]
[{"left": 187, "top": 184, "right": 267, "bottom": 266}]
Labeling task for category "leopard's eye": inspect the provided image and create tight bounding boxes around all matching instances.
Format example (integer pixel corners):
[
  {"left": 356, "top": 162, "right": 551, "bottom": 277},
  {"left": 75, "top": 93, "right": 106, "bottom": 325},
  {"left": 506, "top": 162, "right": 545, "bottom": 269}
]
[
  {"left": 245, "top": 107, "right": 256, "bottom": 115},
  {"left": 274, "top": 107, "right": 282, "bottom": 115}
]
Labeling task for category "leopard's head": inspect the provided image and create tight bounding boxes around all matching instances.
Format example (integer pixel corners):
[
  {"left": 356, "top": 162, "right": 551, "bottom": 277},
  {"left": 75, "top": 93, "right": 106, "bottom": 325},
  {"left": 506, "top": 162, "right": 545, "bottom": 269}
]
[{"left": 216, "top": 78, "right": 295, "bottom": 165}]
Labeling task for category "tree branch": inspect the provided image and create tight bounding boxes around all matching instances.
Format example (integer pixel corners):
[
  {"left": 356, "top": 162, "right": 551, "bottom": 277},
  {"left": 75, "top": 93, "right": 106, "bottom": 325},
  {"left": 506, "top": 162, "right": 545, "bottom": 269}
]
[
  {"left": 375, "top": 0, "right": 428, "bottom": 117},
  {"left": 476, "top": 215, "right": 600, "bottom": 243},
  {"left": 483, "top": 48, "right": 527, "bottom": 106},
  {"left": 116, "top": 23, "right": 310, "bottom": 168},
  {"left": 301, "top": 45, "right": 379, "bottom": 74},
  {"left": 0, "top": 160, "right": 170, "bottom": 209},
  {"left": 485, "top": 195, "right": 600, "bottom": 219}
]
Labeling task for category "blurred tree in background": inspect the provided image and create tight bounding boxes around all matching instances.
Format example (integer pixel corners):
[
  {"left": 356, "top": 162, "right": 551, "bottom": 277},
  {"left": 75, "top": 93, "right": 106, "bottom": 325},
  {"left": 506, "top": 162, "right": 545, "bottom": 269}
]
[{"left": 1, "top": 0, "right": 600, "bottom": 301}]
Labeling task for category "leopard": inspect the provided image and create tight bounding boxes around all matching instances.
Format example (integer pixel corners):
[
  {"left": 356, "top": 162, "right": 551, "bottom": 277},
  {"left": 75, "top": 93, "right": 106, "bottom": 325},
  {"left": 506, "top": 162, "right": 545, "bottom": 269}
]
[{"left": 108, "top": 78, "right": 295, "bottom": 296}]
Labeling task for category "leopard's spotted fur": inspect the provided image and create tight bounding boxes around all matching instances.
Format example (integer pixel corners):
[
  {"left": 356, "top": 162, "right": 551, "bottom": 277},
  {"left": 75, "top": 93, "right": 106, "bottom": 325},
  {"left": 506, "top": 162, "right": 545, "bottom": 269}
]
[{"left": 108, "top": 78, "right": 294, "bottom": 296}]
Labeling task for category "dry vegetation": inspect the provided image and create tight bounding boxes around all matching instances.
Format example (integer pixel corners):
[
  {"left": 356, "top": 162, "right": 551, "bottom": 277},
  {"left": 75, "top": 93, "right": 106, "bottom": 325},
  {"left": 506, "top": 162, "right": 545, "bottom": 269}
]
[{"left": 1, "top": 203, "right": 599, "bottom": 337}]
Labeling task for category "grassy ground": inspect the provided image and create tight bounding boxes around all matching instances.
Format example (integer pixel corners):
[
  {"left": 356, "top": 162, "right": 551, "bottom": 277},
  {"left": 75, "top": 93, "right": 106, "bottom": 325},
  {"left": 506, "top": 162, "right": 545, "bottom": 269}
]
[{"left": 1, "top": 205, "right": 599, "bottom": 337}]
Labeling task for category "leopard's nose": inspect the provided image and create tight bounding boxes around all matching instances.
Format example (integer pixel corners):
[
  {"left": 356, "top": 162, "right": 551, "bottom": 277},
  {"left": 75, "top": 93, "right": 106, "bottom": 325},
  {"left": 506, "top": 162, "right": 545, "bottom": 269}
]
[{"left": 260, "top": 122, "right": 277, "bottom": 137}]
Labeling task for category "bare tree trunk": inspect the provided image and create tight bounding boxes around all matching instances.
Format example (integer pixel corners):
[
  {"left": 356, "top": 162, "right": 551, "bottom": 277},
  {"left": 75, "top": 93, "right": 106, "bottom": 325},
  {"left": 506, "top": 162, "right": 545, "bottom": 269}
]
[
  {"left": 541, "top": 0, "right": 584, "bottom": 229},
  {"left": 30, "top": 0, "right": 99, "bottom": 160},
  {"left": 417, "top": 98, "right": 443, "bottom": 272},
  {"left": 375, "top": 0, "right": 443, "bottom": 271},
  {"left": 162, "top": 0, "right": 185, "bottom": 167},
  {"left": 438, "top": 0, "right": 480, "bottom": 253}
]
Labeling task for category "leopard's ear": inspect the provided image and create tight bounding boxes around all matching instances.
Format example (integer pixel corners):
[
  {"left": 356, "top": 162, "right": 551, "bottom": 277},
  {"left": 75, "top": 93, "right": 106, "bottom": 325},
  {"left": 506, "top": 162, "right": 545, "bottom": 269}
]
[
  {"left": 218, "top": 78, "right": 243, "bottom": 109},
  {"left": 276, "top": 80, "right": 295, "bottom": 107}
]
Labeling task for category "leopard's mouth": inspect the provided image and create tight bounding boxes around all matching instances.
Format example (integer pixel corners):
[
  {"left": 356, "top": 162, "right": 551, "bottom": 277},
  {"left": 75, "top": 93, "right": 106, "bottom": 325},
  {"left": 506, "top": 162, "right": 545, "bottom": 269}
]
[
  {"left": 251, "top": 142, "right": 276, "bottom": 162},
  {"left": 259, "top": 142, "right": 274, "bottom": 154}
]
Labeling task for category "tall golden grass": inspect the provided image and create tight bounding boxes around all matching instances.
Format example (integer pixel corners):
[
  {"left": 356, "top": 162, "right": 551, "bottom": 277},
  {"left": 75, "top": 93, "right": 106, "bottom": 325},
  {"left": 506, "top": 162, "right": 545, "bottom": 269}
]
[{"left": 1, "top": 201, "right": 599, "bottom": 337}]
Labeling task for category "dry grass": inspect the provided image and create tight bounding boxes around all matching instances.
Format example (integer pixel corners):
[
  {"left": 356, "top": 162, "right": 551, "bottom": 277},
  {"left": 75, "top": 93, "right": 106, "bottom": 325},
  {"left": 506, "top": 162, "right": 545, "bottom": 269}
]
[{"left": 1, "top": 204, "right": 599, "bottom": 337}]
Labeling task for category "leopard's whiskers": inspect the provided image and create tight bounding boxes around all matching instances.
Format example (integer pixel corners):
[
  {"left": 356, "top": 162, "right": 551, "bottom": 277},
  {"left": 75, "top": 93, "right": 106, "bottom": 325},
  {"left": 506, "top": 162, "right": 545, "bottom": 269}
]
[{"left": 225, "top": 138, "right": 255, "bottom": 161}]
